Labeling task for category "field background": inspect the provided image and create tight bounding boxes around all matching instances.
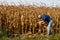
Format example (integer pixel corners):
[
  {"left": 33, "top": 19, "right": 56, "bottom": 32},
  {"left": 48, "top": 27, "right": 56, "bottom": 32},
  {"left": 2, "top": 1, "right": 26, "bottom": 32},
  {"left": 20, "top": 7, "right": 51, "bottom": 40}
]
[{"left": 0, "top": 5, "right": 60, "bottom": 40}]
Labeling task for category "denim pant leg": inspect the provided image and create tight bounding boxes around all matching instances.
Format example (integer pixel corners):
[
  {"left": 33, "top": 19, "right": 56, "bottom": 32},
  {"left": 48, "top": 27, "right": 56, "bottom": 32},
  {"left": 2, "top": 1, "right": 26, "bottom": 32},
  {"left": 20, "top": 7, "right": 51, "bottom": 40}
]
[{"left": 47, "top": 20, "right": 53, "bottom": 36}]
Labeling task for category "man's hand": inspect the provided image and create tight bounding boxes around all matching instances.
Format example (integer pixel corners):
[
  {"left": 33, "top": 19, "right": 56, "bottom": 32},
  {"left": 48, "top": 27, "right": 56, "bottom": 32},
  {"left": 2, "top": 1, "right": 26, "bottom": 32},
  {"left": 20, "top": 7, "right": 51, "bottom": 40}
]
[{"left": 37, "top": 21, "right": 45, "bottom": 25}]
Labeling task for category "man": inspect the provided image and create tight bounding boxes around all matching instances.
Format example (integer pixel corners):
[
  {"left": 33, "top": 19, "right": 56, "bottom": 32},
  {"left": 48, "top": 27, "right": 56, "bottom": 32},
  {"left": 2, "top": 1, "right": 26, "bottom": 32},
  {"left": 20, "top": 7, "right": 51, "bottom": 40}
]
[{"left": 38, "top": 14, "right": 53, "bottom": 36}]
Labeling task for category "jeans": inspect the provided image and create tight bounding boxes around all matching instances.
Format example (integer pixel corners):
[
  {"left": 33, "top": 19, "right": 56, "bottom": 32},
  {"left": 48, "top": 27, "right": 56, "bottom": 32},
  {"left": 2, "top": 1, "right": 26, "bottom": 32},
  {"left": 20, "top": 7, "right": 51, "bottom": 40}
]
[{"left": 47, "top": 20, "right": 53, "bottom": 36}]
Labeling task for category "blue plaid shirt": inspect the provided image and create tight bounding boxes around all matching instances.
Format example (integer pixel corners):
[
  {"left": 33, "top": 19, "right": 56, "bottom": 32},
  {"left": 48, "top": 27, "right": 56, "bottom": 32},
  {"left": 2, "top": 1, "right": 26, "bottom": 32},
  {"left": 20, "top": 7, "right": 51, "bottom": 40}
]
[{"left": 41, "top": 14, "right": 51, "bottom": 23}]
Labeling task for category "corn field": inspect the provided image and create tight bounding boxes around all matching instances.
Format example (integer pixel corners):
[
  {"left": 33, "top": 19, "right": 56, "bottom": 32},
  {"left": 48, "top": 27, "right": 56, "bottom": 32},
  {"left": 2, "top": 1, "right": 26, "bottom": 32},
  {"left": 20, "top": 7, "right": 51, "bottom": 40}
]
[{"left": 0, "top": 5, "right": 60, "bottom": 37}]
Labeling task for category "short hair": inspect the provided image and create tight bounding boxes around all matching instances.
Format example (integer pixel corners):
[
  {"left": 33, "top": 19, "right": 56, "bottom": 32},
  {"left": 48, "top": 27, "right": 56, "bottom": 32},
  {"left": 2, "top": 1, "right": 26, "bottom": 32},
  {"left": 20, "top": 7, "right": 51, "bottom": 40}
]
[{"left": 38, "top": 15, "right": 41, "bottom": 19}]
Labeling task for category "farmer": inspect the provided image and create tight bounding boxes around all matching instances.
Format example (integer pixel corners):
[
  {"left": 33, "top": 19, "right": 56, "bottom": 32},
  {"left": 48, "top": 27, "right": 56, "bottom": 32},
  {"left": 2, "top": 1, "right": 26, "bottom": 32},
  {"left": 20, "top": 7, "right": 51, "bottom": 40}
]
[{"left": 38, "top": 14, "right": 53, "bottom": 36}]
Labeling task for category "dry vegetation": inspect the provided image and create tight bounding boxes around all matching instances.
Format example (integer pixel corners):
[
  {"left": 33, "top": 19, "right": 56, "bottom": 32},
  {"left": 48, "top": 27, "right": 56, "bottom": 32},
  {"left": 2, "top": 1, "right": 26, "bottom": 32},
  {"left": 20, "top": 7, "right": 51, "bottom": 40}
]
[{"left": 0, "top": 5, "right": 60, "bottom": 37}]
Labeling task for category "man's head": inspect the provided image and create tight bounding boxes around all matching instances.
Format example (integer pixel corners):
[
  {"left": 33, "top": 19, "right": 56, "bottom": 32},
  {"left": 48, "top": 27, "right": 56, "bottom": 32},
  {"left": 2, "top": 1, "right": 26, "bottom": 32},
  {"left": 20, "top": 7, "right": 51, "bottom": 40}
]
[{"left": 38, "top": 15, "right": 41, "bottom": 19}]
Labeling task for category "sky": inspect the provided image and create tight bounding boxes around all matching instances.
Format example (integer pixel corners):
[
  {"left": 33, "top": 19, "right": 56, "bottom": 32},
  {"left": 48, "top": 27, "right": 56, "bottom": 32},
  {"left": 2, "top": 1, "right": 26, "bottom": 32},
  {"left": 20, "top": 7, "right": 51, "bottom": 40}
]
[{"left": 0, "top": 0, "right": 60, "bottom": 7}]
